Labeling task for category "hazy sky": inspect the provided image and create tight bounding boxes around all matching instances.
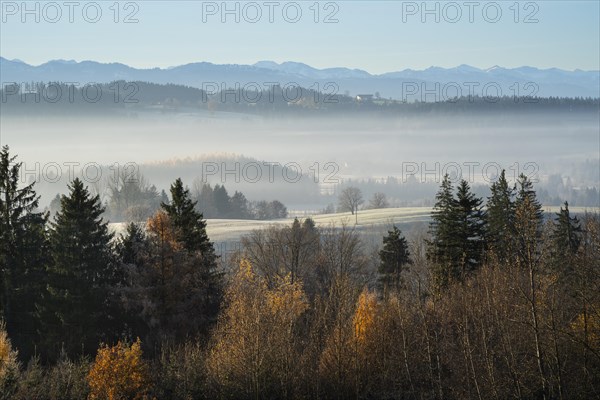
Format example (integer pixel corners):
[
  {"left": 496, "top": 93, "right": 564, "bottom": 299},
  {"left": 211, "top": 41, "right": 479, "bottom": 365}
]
[{"left": 1, "top": 1, "right": 599, "bottom": 73}]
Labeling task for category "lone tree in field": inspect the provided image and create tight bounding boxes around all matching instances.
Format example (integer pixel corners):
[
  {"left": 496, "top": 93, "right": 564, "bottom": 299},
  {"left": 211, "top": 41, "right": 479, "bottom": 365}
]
[
  {"left": 338, "top": 186, "right": 364, "bottom": 223},
  {"left": 368, "top": 192, "right": 389, "bottom": 209}
]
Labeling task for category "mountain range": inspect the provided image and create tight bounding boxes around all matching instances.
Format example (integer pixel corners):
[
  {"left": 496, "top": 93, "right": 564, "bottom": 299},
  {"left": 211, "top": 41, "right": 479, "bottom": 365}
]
[{"left": 1, "top": 58, "right": 598, "bottom": 99}]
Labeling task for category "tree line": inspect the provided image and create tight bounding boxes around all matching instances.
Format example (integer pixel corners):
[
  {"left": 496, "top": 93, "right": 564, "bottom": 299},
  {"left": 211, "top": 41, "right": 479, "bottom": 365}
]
[
  {"left": 2, "top": 81, "right": 598, "bottom": 117},
  {"left": 47, "top": 169, "right": 289, "bottom": 223},
  {"left": 1, "top": 145, "right": 599, "bottom": 399}
]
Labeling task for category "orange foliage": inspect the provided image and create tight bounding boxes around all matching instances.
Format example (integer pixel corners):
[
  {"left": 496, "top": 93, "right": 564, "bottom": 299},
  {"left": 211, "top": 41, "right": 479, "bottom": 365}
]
[
  {"left": 87, "top": 338, "right": 151, "bottom": 400},
  {"left": 353, "top": 289, "right": 379, "bottom": 344},
  {"left": 267, "top": 273, "right": 308, "bottom": 322},
  {"left": 146, "top": 210, "right": 181, "bottom": 250},
  {"left": 0, "top": 321, "right": 19, "bottom": 384}
]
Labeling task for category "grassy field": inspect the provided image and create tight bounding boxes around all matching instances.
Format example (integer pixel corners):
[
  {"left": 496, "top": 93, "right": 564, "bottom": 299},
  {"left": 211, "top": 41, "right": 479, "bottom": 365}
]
[{"left": 109, "top": 205, "right": 599, "bottom": 244}]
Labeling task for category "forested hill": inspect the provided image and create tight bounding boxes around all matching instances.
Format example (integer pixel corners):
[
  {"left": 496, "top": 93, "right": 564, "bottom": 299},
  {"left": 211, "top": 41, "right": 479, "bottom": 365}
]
[{"left": 1, "top": 81, "right": 598, "bottom": 117}]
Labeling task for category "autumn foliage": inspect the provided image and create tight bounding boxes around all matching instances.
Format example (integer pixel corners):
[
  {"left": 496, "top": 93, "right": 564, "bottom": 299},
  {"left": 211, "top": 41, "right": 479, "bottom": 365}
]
[
  {"left": 206, "top": 259, "right": 308, "bottom": 398},
  {"left": 87, "top": 338, "right": 151, "bottom": 400}
]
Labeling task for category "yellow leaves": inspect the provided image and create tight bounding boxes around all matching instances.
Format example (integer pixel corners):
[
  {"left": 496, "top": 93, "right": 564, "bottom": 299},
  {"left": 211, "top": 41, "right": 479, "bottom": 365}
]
[
  {"left": 146, "top": 210, "right": 181, "bottom": 251},
  {"left": 353, "top": 289, "right": 379, "bottom": 344},
  {"left": 267, "top": 273, "right": 308, "bottom": 322},
  {"left": 206, "top": 259, "right": 308, "bottom": 397},
  {"left": 237, "top": 258, "right": 258, "bottom": 285},
  {"left": 0, "top": 321, "right": 19, "bottom": 384},
  {"left": 570, "top": 310, "right": 600, "bottom": 348},
  {"left": 87, "top": 338, "right": 151, "bottom": 400}
]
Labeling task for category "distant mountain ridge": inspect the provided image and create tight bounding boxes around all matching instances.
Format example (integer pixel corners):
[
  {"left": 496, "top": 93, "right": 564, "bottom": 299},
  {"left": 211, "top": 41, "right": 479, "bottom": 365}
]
[{"left": 1, "top": 57, "right": 598, "bottom": 99}]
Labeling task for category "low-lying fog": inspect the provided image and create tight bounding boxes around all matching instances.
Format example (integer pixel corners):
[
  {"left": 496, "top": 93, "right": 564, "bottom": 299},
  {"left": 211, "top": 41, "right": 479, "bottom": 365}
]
[{"left": 2, "top": 111, "right": 599, "bottom": 210}]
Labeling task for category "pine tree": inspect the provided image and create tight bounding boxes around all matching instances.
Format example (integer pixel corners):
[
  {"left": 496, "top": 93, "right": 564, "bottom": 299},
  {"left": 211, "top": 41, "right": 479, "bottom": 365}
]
[
  {"left": 158, "top": 179, "right": 222, "bottom": 338},
  {"left": 514, "top": 174, "right": 544, "bottom": 269},
  {"left": 116, "top": 222, "right": 147, "bottom": 266},
  {"left": 427, "top": 174, "right": 457, "bottom": 287},
  {"left": 212, "top": 184, "right": 231, "bottom": 218},
  {"left": 486, "top": 169, "right": 516, "bottom": 261},
  {"left": 550, "top": 201, "right": 582, "bottom": 273},
  {"left": 230, "top": 191, "right": 250, "bottom": 219},
  {"left": 45, "top": 178, "right": 117, "bottom": 359},
  {"left": 427, "top": 177, "right": 486, "bottom": 287},
  {"left": 0, "top": 145, "right": 49, "bottom": 360},
  {"left": 162, "top": 178, "right": 215, "bottom": 259},
  {"left": 378, "top": 225, "right": 411, "bottom": 293},
  {"left": 452, "top": 179, "right": 487, "bottom": 277}
]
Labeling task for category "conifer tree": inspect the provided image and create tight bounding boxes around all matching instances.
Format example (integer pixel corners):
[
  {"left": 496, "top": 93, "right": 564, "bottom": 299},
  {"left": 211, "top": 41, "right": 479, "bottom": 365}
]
[
  {"left": 45, "top": 178, "right": 117, "bottom": 359},
  {"left": 378, "top": 225, "right": 411, "bottom": 293},
  {"left": 452, "top": 179, "right": 487, "bottom": 277},
  {"left": 156, "top": 179, "right": 222, "bottom": 338},
  {"left": 162, "top": 178, "right": 215, "bottom": 260},
  {"left": 0, "top": 145, "right": 49, "bottom": 360},
  {"left": 486, "top": 169, "right": 516, "bottom": 261},
  {"left": 514, "top": 174, "right": 544, "bottom": 268},
  {"left": 116, "top": 222, "right": 148, "bottom": 266},
  {"left": 427, "top": 174, "right": 457, "bottom": 287},
  {"left": 427, "top": 176, "right": 486, "bottom": 286},
  {"left": 550, "top": 201, "right": 582, "bottom": 273},
  {"left": 427, "top": 174, "right": 455, "bottom": 264}
]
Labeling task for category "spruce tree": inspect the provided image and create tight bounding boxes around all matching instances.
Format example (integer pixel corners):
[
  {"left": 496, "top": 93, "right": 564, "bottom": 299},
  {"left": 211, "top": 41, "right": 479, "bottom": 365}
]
[
  {"left": 427, "top": 174, "right": 457, "bottom": 287},
  {"left": 162, "top": 178, "right": 215, "bottom": 259},
  {"left": 514, "top": 174, "right": 544, "bottom": 269},
  {"left": 427, "top": 175, "right": 455, "bottom": 261},
  {"left": 486, "top": 169, "right": 516, "bottom": 262},
  {"left": 116, "top": 222, "right": 148, "bottom": 266},
  {"left": 230, "top": 191, "right": 250, "bottom": 219},
  {"left": 452, "top": 180, "right": 487, "bottom": 277},
  {"left": 428, "top": 176, "right": 486, "bottom": 287},
  {"left": 378, "top": 225, "right": 411, "bottom": 293},
  {"left": 45, "top": 178, "right": 117, "bottom": 359},
  {"left": 159, "top": 178, "right": 222, "bottom": 337},
  {"left": 0, "top": 145, "right": 49, "bottom": 360},
  {"left": 550, "top": 201, "right": 582, "bottom": 273}
]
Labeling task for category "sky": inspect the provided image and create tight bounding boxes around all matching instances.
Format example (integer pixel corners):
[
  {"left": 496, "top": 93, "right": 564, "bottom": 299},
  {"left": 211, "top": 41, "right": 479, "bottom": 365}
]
[{"left": 0, "top": 1, "right": 599, "bottom": 74}]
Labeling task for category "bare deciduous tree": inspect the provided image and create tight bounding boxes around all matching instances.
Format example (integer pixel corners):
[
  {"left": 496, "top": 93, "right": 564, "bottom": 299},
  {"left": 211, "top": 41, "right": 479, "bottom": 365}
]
[
  {"left": 368, "top": 192, "right": 389, "bottom": 209},
  {"left": 338, "top": 187, "right": 364, "bottom": 223}
]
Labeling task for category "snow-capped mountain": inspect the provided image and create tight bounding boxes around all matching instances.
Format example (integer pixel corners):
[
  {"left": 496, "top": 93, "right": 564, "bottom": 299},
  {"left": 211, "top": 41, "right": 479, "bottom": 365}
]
[{"left": 1, "top": 58, "right": 598, "bottom": 99}]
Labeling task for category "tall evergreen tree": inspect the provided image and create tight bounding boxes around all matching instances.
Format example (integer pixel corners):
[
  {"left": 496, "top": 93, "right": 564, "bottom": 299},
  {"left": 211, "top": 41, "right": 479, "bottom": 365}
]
[
  {"left": 514, "top": 174, "right": 544, "bottom": 269},
  {"left": 116, "top": 222, "right": 148, "bottom": 266},
  {"left": 44, "top": 178, "right": 117, "bottom": 359},
  {"left": 0, "top": 145, "right": 49, "bottom": 360},
  {"left": 162, "top": 178, "right": 215, "bottom": 259},
  {"left": 427, "top": 175, "right": 457, "bottom": 287},
  {"left": 428, "top": 177, "right": 486, "bottom": 287},
  {"left": 158, "top": 178, "right": 222, "bottom": 338},
  {"left": 230, "top": 191, "right": 250, "bottom": 219},
  {"left": 212, "top": 184, "right": 232, "bottom": 218},
  {"left": 427, "top": 175, "right": 454, "bottom": 258},
  {"left": 550, "top": 201, "right": 582, "bottom": 273},
  {"left": 378, "top": 225, "right": 411, "bottom": 293},
  {"left": 486, "top": 169, "right": 516, "bottom": 261},
  {"left": 452, "top": 179, "right": 487, "bottom": 277}
]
